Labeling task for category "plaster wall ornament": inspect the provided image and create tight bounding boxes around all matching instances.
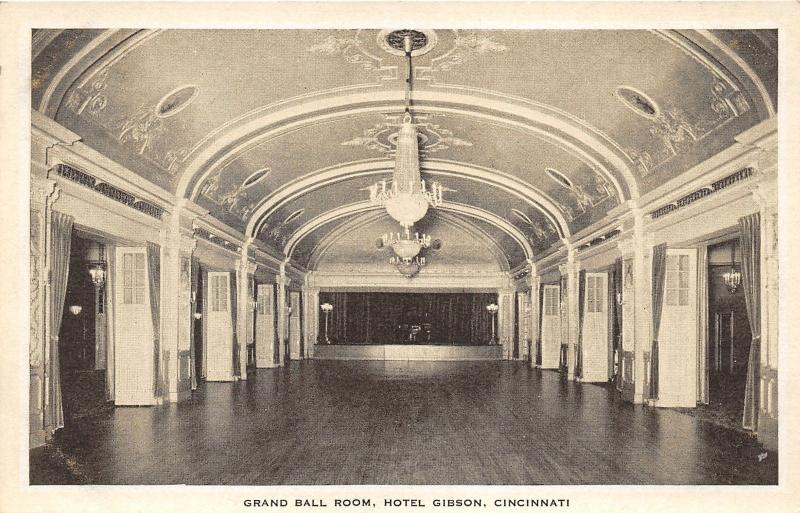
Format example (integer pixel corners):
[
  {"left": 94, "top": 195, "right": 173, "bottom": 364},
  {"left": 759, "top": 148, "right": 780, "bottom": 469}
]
[
  {"left": 65, "top": 68, "right": 110, "bottom": 116},
  {"left": 623, "top": 82, "right": 751, "bottom": 178},
  {"left": 307, "top": 32, "right": 397, "bottom": 81},
  {"left": 29, "top": 179, "right": 59, "bottom": 368},
  {"left": 342, "top": 113, "right": 473, "bottom": 156},
  {"left": 199, "top": 169, "right": 264, "bottom": 221},
  {"left": 431, "top": 32, "right": 508, "bottom": 72}
]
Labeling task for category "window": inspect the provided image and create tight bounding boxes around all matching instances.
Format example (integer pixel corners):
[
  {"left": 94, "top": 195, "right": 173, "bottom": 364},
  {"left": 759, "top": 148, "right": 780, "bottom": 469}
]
[
  {"left": 211, "top": 274, "right": 228, "bottom": 312},
  {"left": 665, "top": 255, "right": 690, "bottom": 306},
  {"left": 122, "top": 252, "right": 145, "bottom": 304},
  {"left": 586, "top": 275, "right": 605, "bottom": 313}
]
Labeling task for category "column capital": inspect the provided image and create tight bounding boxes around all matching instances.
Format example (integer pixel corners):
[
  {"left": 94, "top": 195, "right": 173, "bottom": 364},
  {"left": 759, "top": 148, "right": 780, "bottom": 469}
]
[{"left": 30, "top": 175, "right": 59, "bottom": 209}]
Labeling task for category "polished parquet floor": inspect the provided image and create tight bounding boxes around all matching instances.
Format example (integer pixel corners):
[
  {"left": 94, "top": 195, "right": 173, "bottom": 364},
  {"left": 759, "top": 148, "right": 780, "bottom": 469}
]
[{"left": 30, "top": 361, "right": 777, "bottom": 485}]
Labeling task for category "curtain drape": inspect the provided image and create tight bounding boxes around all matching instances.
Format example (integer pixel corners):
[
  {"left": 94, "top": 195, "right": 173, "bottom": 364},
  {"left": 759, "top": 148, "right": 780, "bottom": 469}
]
[
  {"left": 202, "top": 269, "right": 209, "bottom": 378},
  {"left": 230, "top": 271, "right": 240, "bottom": 377},
  {"left": 319, "top": 292, "right": 496, "bottom": 345},
  {"left": 145, "top": 242, "right": 162, "bottom": 399},
  {"left": 697, "top": 246, "right": 709, "bottom": 404},
  {"left": 536, "top": 283, "right": 544, "bottom": 366},
  {"left": 105, "top": 243, "right": 115, "bottom": 401},
  {"left": 189, "top": 258, "right": 199, "bottom": 390},
  {"left": 739, "top": 213, "right": 761, "bottom": 431},
  {"left": 44, "top": 211, "right": 73, "bottom": 431},
  {"left": 613, "top": 259, "right": 623, "bottom": 391},
  {"left": 576, "top": 269, "right": 586, "bottom": 379},
  {"left": 649, "top": 243, "right": 668, "bottom": 400}
]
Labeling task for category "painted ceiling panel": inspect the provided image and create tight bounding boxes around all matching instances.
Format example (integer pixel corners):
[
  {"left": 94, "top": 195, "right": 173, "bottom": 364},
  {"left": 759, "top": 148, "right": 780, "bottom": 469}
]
[{"left": 33, "top": 29, "right": 775, "bottom": 272}]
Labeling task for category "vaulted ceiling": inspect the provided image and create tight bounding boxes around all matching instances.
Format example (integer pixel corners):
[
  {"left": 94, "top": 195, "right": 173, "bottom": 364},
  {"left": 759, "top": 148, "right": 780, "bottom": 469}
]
[{"left": 32, "top": 29, "right": 777, "bottom": 270}]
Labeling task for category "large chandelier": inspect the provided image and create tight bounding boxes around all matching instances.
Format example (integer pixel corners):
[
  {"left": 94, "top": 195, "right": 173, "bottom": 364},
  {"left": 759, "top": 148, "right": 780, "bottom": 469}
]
[{"left": 368, "top": 32, "right": 443, "bottom": 230}]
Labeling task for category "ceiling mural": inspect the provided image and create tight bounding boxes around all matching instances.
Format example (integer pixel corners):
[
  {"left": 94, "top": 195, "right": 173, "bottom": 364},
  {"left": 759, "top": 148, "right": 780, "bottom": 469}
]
[{"left": 32, "top": 29, "right": 776, "bottom": 269}]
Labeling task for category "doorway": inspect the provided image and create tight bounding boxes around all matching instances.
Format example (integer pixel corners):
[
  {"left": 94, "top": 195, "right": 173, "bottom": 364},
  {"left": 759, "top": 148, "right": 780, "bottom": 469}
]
[
  {"left": 58, "top": 233, "right": 112, "bottom": 425},
  {"left": 706, "top": 238, "right": 750, "bottom": 427}
]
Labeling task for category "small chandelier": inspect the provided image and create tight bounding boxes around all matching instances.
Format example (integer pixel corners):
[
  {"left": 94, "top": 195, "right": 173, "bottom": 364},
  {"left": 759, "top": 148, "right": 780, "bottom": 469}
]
[
  {"left": 87, "top": 242, "right": 106, "bottom": 287},
  {"left": 392, "top": 257, "right": 426, "bottom": 278},
  {"left": 368, "top": 33, "right": 443, "bottom": 229},
  {"left": 722, "top": 239, "right": 741, "bottom": 294},
  {"left": 382, "top": 230, "right": 431, "bottom": 261}
]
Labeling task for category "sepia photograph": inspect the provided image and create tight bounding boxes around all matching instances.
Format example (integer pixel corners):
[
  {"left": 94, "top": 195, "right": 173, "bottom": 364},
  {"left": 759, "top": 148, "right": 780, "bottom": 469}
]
[{"left": 2, "top": 2, "right": 799, "bottom": 512}]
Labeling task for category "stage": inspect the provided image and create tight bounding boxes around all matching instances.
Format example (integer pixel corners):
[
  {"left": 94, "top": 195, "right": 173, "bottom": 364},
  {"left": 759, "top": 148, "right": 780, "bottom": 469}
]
[{"left": 313, "top": 344, "right": 503, "bottom": 361}]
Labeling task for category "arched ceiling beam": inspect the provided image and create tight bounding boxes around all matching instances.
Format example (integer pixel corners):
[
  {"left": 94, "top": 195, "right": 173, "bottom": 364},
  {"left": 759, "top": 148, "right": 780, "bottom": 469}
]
[
  {"left": 177, "top": 89, "right": 638, "bottom": 202},
  {"left": 306, "top": 210, "right": 513, "bottom": 272},
  {"left": 246, "top": 159, "right": 571, "bottom": 241},
  {"left": 283, "top": 201, "right": 536, "bottom": 264}
]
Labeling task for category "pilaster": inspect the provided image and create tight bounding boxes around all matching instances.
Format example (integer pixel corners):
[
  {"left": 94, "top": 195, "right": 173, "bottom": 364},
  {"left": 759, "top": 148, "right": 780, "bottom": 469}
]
[
  {"left": 29, "top": 175, "right": 59, "bottom": 448},
  {"left": 276, "top": 269, "right": 290, "bottom": 366},
  {"left": 237, "top": 243, "right": 258, "bottom": 378},
  {"left": 559, "top": 248, "right": 579, "bottom": 380},
  {"left": 527, "top": 274, "right": 541, "bottom": 368},
  {"left": 303, "top": 283, "right": 320, "bottom": 359},
  {"left": 630, "top": 211, "right": 653, "bottom": 404}
]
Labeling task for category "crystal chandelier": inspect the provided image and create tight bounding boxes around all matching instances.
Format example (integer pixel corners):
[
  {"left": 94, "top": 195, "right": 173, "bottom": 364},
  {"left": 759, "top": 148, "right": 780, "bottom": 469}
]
[
  {"left": 368, "top": 33, "right": 443, "bottom": 230},
  {"left": 722, "top": 239, "right": 741, "bottom": 294}
]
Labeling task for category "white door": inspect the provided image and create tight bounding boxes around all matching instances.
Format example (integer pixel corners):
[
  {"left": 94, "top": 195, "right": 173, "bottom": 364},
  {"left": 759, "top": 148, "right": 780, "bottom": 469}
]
[
  {"left": 289, "top": 291, "right": 301, "bottom": 359},
  {"left": 582, "top": 273, "right": 610, "bottom": 383},
  {"left": 206, "top": 272, "right": 233, "bottom": 381},
  {"left": 255, "top": 284, "right": 276, "bottom": 368},
  {"left": 114, "top": 247, "right": 155, "bottom": 405},
  {"left": 541, "top": 285, "right": 561, "bottom": 369},
  {"left": 658, "top": 249, "right": 698, "bottom": 407}
]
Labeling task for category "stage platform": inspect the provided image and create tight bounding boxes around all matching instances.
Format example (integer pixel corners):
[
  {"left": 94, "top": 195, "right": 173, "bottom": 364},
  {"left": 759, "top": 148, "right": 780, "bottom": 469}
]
[{"left": 313, "top": 344, "right": 503, "bottom": 361}]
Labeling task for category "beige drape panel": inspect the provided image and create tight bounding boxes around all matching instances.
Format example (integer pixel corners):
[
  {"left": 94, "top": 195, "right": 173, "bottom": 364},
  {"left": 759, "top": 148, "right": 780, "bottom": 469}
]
[
  {"left": 45, "top": 211, "right": 73, "bottom": 431},
  {"left": 146, "top": 242, "right": 162, "bottom": 398},
  {"left": 697, "top": 246, "right": 709, "bottom": 404},
  {"left": 739, "top": 213, "right": 761, "bottom": 431},
  {"left": 649, "top": 243, "right": 668, "bottom": 400}
]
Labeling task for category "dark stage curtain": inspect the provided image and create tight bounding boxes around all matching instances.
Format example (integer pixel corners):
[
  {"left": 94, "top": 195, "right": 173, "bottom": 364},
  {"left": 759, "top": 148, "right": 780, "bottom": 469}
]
[
  {"left": 230, "top": 271, "right": 240, "bottom": 377},
  {"left": 319, "top": 292, "right": 496, "bottom": 345},
  {"left": 576, "top": 269, "right": 586, "bottom": 379},
  {"left": 145, "top": 242, "right": 162, "bottom": 399},
  {"left": 649, "top": 243, "right": 668, "bottom": 400},
  {"left": 45, "top": 211, "right": 73, "bottom": 432},
  {"left": 739, "top": 213, "right": 761, "bottom": 431}
]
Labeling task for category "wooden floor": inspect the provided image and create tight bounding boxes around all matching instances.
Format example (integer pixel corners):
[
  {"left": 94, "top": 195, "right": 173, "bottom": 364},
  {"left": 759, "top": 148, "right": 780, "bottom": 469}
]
[{"left": 30, "top": 361, "right": 777, "bottom": 485}]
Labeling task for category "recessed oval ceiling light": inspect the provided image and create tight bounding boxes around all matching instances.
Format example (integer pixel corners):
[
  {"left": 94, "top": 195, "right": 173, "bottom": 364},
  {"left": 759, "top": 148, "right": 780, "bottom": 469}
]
[
  {"left": 242, "top": 167, "right": 271, "bottom": 188},
  {"left": 545, "top": 168, "right": 573, "bottom": 189},
  {"left": 511, "top": 208, "right": 534, "bottom": 226},
  {"left": 615, "top": 86, "right": 660, "bottom": 119},
  {"left": 282, "top": 209, "right": 305, "bottom": 225},
  {"left": 155, "top": 84, "right": 199, "bottom": 118}
]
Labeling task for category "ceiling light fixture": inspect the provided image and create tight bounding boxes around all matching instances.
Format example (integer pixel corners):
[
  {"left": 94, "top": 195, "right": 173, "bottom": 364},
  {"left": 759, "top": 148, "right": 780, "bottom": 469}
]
[
  {"left": 368, "top": 31, "right": 443, "bottom": 231},
  {"left": 722, "top": 239, "right": 742, "bottom": 294}
]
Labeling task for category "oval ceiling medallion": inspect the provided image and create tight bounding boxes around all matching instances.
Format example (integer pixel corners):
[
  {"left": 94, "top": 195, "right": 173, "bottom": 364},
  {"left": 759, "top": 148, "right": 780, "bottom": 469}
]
[
  {"left": 511, "top": 208, "right": 534, "bottom": 226},
  {"left": 242, "top": 167, "right": 271, "bottom": 188},
  {"left": 378, "top": 29, "right": 437, "bottom": 57},
  {"left": 155, "top": 85, "right": 199, "bottom": 118},
  {"left": 545, "top": 168, "right": 573, "bottom": 189},
  {"left": 615, "top": 86, "right": 660, "bottom": 119}
]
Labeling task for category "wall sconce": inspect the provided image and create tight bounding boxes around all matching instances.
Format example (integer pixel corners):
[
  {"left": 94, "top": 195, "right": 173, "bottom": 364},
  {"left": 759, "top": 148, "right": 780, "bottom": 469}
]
[
  {"left": 193, "top": 312, "right": 202, "bottom": 320},
  {"left": 616, "top": 291, "right": 624, "bottom": 306},
  {"left": 69, "top": 305, "right": 83, "bottom": 316}
]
